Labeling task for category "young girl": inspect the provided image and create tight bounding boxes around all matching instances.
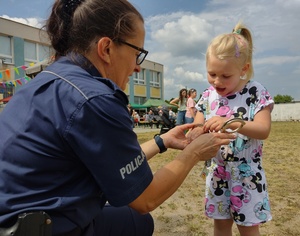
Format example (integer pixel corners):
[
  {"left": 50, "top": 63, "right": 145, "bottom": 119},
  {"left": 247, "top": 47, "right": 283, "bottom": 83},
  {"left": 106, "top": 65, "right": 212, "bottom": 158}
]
[
  {"left": 170, "top": 88, "right": 188, "bottom": 125},
  {"left": 194, "top": 22, "right": 274, "bottom": 236},
  {"left": 185, "top": 88, "right": 197, "bottom": 124}
]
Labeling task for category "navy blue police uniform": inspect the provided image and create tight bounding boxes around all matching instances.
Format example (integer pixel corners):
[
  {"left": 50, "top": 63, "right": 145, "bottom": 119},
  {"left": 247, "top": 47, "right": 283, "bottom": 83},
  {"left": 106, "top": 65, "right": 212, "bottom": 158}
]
[{"left": 0, "top": 54, "right": 154, "bottom": 235}]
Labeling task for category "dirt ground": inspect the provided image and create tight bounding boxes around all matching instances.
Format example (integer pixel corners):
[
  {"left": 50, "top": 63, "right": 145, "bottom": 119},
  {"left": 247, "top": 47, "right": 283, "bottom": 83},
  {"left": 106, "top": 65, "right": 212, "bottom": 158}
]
[{"left": 137, "top": 122, "right": 300, "bottom": 236}]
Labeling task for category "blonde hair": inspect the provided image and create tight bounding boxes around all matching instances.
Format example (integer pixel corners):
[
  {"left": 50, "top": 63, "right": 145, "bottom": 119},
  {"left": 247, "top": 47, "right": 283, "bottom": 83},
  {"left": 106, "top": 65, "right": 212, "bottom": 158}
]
[{"left": 206, "top": 22, "right": 254, "bottom": 81}]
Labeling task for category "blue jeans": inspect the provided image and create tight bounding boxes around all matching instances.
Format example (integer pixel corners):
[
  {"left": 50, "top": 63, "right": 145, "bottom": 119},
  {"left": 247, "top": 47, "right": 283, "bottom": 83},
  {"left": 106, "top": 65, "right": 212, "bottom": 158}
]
[
  {"left": 131, "top": 117, "right": 135, "bottom": 128},
  {"left": 176, "top": 110, "right": 186, "bottom": 125},
  {"left": 185, "top": 117, "right": 194, "bottom": 124}
]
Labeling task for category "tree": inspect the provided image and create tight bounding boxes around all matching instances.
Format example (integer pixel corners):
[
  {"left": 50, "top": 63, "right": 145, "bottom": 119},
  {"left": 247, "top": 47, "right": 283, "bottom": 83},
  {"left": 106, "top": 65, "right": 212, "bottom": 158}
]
[{"left": 273, "top": 94, "right": 294, "bottom": 104}]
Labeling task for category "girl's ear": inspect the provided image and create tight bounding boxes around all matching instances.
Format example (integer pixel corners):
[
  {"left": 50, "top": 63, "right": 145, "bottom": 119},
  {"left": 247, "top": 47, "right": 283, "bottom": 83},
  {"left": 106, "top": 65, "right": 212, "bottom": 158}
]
[
  {"left": 241, "top": 63, "right": 250, "bottom": 76},
  {"left": 96, "top": 37, "right": 112, "bottom": 63}
]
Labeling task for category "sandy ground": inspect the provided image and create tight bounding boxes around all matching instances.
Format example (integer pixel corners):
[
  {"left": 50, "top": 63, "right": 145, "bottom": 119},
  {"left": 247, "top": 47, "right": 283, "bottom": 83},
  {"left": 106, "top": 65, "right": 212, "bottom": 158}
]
[{"left": 133, "top": 127, "right": 161, "bottom": 134}]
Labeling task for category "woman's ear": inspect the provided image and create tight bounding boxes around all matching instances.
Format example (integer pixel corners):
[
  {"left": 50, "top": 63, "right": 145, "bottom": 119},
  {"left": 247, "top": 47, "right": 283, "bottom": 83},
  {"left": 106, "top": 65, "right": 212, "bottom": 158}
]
[{"left": 96, "top": 37, "right": 112, "bottom": 63}]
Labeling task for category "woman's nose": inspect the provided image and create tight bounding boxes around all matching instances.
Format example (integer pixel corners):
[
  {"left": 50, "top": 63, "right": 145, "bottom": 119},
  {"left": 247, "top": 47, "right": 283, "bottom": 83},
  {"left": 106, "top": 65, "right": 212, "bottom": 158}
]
[{"left": 134, "top": 65, "right": 141, "bottom": 72}]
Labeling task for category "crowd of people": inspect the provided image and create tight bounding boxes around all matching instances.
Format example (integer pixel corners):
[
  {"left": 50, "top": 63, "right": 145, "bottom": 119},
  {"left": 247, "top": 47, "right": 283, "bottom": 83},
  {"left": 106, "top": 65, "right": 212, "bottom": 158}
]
[{"left": 128, "top": 88, "right": 200, "bottom": 129}]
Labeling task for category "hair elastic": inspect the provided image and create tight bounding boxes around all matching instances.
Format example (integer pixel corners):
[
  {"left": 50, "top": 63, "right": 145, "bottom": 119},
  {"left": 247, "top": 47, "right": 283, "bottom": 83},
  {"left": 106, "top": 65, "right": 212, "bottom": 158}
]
[
  {"left": 63, "top": 0, "right": 83, "bottom": 16},
  {"left": 232, "top": 29, "right": 242, "bottom": 35}
]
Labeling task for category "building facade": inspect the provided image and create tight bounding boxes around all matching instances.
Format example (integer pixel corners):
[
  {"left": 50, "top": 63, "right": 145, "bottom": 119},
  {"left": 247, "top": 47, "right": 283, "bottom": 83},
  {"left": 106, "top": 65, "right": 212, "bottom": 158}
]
[
  {"left": 125, "top": 60, "right": 164, "bottom": 105},
  {"left": 0, "top": 17, "right": 164, "bottom": 106}
]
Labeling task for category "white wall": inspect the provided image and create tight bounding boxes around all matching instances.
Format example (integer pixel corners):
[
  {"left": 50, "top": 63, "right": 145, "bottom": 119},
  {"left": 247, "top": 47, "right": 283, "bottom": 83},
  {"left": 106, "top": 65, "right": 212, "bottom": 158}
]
[{"left": 271, "top": 103, "right": 300, "bottom": 121}]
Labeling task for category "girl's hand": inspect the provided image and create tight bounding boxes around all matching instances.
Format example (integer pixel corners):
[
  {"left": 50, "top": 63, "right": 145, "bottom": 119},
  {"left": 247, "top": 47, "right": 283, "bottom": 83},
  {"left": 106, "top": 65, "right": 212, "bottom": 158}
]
[
  {"left": 186, "top": 124, "right": 205, "bottom": 142},
  {"left": 203, "top": 116, "right": 228, "bottom": 133}
]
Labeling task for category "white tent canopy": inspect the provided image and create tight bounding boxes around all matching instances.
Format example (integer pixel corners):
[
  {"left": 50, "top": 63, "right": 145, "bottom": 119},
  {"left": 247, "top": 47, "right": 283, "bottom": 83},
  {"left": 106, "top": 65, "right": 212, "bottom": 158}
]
[{"left": 25, "top": 59, "right": 52, "bottom": 76}]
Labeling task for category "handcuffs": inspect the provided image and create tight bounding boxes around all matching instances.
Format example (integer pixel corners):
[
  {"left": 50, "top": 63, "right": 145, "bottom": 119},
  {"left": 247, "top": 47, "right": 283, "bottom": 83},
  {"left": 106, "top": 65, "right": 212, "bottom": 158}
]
[
  {"left": 220, "top": 117, "right": 246, "bottom": 133},
  {"left": 193, "top": 117, "right": 246, "bottom": 133},
  {"left": 198, "top": 118, "right": 246, "bottom": 179}
]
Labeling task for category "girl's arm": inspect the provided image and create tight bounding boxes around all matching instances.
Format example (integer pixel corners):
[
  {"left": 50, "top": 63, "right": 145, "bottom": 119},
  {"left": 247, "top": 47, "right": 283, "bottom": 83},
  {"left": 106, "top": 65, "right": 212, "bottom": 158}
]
[
  {"left": 189, "top": 107, "right": 195, "bottom": 118},
  {"left": 194, "top": 110, "right": 205, "bottom": 124},
  {"left": 186, "top": 111, "right": 205, "bottom": 139},
  {"left": 234, "top": 106, "right": 272, "bottom": 140},
  {"left": 170, "top": 97, "right": 179, "bottom": 107},
  {"left": 204, "top": 106, "right": 272, "bottom": 140}
]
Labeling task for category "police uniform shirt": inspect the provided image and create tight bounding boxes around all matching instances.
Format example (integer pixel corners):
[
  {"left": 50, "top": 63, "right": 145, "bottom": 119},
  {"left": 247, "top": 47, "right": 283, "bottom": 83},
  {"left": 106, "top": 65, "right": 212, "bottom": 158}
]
[{"left": 0, "top": 54, "right": 153, "bottom": 234}]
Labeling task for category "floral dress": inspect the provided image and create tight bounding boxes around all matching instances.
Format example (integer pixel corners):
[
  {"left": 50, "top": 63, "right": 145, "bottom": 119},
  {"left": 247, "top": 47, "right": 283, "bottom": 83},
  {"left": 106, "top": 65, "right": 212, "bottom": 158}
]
[{"left": 196, "top": 80, "right": 274, "bottom": 226}]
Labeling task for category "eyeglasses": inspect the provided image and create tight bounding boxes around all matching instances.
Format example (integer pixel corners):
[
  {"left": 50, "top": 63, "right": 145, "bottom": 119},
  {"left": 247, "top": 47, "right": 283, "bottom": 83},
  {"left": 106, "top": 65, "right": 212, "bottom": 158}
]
[{"left": 116, "top": 39, "right": 148, "bottom": 65}]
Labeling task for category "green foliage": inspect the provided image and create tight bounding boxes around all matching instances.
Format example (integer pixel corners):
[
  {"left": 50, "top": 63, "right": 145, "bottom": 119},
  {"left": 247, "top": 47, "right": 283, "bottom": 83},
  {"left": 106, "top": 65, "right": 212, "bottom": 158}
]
[{"left": 273, "top": 94, "right": 294, "bottom": 103}]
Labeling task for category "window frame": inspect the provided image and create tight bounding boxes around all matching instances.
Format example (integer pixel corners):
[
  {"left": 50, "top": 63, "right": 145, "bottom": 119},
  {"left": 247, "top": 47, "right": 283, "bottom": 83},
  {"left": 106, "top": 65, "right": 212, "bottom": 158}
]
[
  {"left": 0, "top": 34, "right": 13, "bottom": 64},
  {"left": 24, "top": 40, "right": 51, "bottom": 66},
  {"left": 149, "top": 70, "right": 161, "bottom": 87},
  {"left": 133, "top": 69, "right": 146, "bottom": 85}
]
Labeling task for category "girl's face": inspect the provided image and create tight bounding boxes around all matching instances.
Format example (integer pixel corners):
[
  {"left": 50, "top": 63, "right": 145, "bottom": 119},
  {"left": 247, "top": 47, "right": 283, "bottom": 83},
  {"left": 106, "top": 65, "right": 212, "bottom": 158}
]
[
  {"left": 181, "top": 90, "right": 187, "bottom": 97},
  {"left": 206, "top": 55, "right": 248, "bottom": 96},
  {"left": 190, "top": 91, "right": 197, "bottom": 98}
]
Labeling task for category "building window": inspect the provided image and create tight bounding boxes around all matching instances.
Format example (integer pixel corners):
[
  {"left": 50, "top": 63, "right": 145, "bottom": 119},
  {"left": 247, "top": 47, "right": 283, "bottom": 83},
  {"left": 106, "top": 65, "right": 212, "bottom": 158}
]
[
  {"left": 24, "top": 41, "right": 37, "bottom": 64},
  {"left": 0, "top": 35, "right": 13, "bottom": 64},
  {"left": 38, "top": 44, "right": 51, "bottom": 61},
  {"left": 134, "top": 96, "right": 147, "bottom": 105},
  {"left": 150, "top": 71, "right": 160, "bottom": 87},
  {"left": 133, "top": 69, "right": 145, "bottom": 85},
  {"left": 24, "top": 41, "right": 51, "bottom": 65}
]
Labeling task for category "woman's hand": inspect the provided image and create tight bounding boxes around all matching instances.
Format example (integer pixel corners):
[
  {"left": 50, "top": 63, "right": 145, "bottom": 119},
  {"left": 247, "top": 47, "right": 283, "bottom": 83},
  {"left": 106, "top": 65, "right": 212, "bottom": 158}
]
[
  {"left": 160, "top": 123, "right": 196, "bottom": 150},
  {"left": 183, "top": 132, "right": 235, "bottom": 162}
]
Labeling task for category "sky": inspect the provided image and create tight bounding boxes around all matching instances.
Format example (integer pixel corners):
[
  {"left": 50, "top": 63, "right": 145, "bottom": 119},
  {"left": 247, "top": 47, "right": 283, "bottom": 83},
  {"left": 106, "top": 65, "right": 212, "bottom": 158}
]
[{"left": 1, "top": 0, "right": 300, "bottom": 101}]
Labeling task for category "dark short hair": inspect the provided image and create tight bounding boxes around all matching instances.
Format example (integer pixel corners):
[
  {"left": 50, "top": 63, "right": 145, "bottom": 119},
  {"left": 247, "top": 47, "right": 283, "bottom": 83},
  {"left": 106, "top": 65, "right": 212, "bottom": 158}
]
[{"left": 46, "top": 0, "right": 144, "bottom": 59}]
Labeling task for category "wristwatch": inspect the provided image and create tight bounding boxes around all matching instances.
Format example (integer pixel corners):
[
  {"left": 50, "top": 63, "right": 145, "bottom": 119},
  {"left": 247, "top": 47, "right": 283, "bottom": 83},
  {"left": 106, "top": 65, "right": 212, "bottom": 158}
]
[{"left": 154, "top": 135, "right": 167, "bottom": 153}]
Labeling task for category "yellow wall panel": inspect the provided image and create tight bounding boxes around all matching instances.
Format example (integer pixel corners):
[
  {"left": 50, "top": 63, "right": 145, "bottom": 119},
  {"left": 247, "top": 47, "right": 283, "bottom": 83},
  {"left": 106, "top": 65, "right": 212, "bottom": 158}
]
[
  {"left": 134, "top": 85, "right": 146, "bottom": 96},
  {"left": 150, "top": 87, "right": 161, "bottom": 98}
]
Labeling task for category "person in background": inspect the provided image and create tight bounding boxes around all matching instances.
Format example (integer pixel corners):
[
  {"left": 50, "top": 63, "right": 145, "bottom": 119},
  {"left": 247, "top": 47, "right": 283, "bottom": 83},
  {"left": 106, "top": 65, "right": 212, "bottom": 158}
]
[
  {"left": 142, "top": 112, "right": 148, "bottom": 122},
  {"left": 170, "top": 88, "right": 187, "bottom": 125},
  {"left": 0, "top": 0, "right": 235, "bottom": 235},
  {"left": 185, "top": 88, "right": 197, "bottom": 124},
  {"left": 133, "top": 111, "right": 140, "bottom": 127},
  {"left": 147, "top": 108, "right": 158, "bottom": 129},
  {"left": 168, "top": 107, "right": 175, "bottom": 122},
  {"left": 192, "top": 22, "right": 274, "bottom": 236},
  {"left": 127, "top": 103, "right": 135, "bottom": 128}
]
